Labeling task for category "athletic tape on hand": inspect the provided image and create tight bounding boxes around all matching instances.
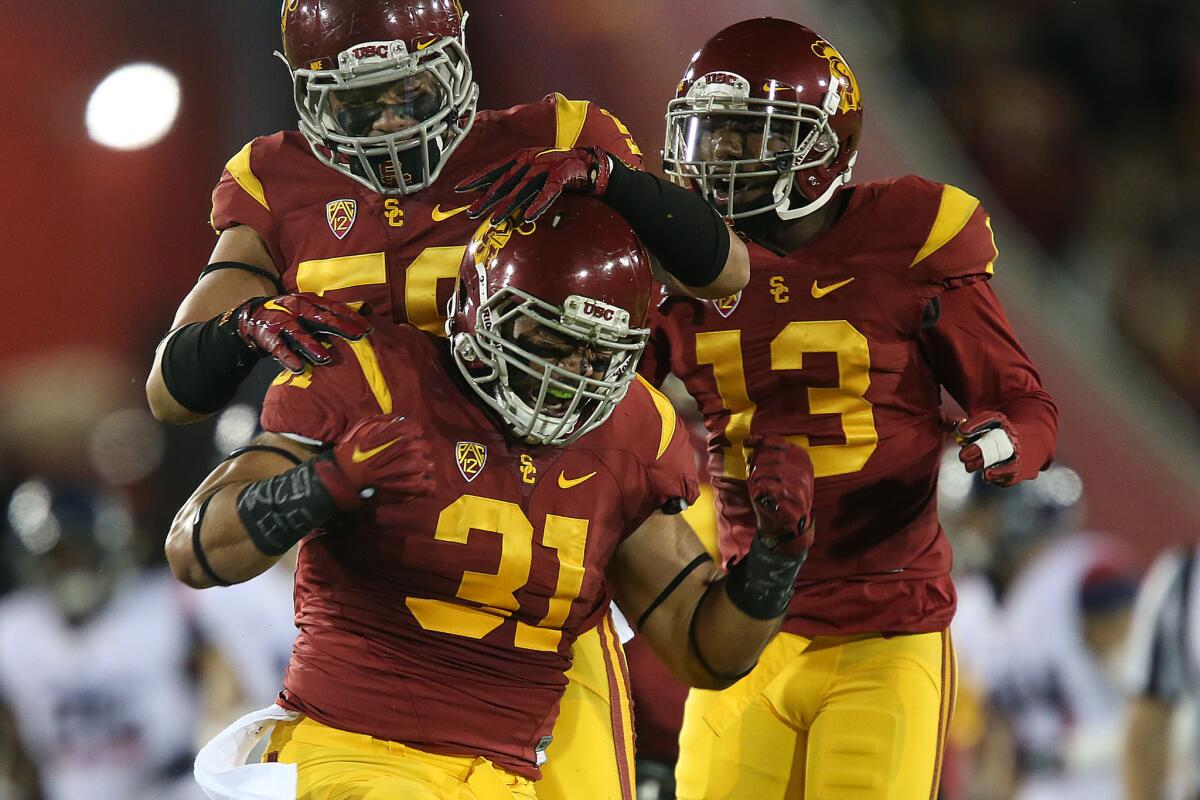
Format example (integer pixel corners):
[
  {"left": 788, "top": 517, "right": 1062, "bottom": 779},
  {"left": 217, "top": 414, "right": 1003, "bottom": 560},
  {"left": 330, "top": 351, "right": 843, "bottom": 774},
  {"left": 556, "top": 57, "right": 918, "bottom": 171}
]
[{"left": 975, "top": 428, "right": 1015, "bottom": 467}]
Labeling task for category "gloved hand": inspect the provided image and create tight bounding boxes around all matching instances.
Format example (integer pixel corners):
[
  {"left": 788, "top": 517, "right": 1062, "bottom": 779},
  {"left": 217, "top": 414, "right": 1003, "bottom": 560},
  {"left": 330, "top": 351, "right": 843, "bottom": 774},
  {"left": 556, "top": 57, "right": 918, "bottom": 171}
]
[
  {"left": 955, "top": 411, "right": 1022, "bottom": 486},
  {"left": 312, "top": 415, "right": 436, "bottom": 511},
  {"left": 224, "top": 294, "right": 372, "bottom": 374},
  {"left": 455, "top": 146, "right": 614, "bottom": 223},
  {"left": 745, "top": 434, "right": 815, "bottom": 557}
]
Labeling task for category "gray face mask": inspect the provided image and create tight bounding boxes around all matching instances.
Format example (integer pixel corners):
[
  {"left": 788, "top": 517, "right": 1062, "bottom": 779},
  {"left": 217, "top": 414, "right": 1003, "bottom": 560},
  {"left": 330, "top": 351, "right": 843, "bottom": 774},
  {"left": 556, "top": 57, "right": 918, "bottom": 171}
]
[{"left": 51, "top": 568, "right": 114, "bottom": 623}]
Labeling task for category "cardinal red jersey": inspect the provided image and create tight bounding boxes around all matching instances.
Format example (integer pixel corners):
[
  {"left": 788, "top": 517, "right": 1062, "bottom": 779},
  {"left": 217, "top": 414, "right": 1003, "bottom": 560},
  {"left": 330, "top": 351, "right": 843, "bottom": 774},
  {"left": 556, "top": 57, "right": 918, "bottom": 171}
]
[
  {"left": 641, "top": 175, "right": 1053, "bottom": 637},
  {"left": 259, "top": 321, "right": 697, "bottom": 779},
  {"left": 210, "top": 93, "right": 642, "bottom": 332}
]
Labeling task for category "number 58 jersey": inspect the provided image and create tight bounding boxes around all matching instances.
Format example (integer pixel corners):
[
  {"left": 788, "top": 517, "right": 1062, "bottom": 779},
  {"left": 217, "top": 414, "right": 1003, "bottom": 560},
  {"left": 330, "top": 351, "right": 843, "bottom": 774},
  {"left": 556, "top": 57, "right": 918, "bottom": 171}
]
[
  {"left": 259, "top": 322, "right": 698, "bottom": 780},
  {"left": 641, "top": 176, "right": 1056, "bottom": 637}
]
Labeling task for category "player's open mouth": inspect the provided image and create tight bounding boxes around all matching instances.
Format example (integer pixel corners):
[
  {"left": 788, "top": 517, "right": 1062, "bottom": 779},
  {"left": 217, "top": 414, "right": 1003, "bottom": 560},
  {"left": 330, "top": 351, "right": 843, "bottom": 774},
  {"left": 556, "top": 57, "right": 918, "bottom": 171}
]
[{"left": 542, "top": 386, "right": 576, "bottom": 417}]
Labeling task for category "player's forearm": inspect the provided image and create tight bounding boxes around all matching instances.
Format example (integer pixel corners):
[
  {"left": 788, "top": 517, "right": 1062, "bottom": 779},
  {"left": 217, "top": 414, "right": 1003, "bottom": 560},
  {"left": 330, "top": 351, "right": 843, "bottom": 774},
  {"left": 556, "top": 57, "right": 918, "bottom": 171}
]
[
  {"left": 166, "top": 483, "right": 284, "bottom": 589},
  {"left": 683, "top": 580, "right": 784, "bottom": 689},
  {"left": 146, "top": 336, "right": 212, "bottom": 424},
  {"left": 146, "top": 233, "right": 280, "bottom": 424},
  {"left": 166, "top": 443, "right": 330, "bottom": 589},
  {"left": 601, "top": 157, "right": 749, "bottom": 298},
  {"left": 1124, "top": 698, "right": 1171, "bottom": 800}
]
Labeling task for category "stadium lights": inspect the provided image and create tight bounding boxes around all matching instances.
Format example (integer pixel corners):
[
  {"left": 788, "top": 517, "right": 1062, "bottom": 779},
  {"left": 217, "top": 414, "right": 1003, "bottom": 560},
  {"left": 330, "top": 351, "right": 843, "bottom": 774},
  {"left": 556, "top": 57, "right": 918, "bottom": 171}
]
[{"left": 85, "top": 62, "right": 181, "bottom": 150}]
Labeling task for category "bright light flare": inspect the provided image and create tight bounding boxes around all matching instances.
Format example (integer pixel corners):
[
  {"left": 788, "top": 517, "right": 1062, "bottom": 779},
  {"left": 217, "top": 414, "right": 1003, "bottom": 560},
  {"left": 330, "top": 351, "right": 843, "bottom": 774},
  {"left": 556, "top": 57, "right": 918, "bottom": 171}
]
[{"left": 86, "top": 63, "right": 181, "bottom": 150}]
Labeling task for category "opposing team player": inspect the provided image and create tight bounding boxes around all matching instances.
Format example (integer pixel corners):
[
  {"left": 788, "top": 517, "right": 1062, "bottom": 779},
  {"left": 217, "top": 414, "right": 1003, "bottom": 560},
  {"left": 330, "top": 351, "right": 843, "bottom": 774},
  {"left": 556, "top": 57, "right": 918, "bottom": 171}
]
[
  {"left": 144, "top": 3, "right": 749, "bottom": 797},
  {"left": 626, "top": 19, "right": 1058, "bottom": 800},
  {"left": 165, "top": 198, "right": 812, "bottom": 800},
  {"left": 0, "top": 479, "right": 206, "bottom": 800}
]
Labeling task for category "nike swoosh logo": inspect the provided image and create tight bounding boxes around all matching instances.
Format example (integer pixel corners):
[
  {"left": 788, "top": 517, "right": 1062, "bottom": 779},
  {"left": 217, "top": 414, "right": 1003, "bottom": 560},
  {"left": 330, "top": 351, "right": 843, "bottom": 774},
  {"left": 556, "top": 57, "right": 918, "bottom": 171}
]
[
  {"left": 262, "top": 299, "right": 292, "bottom": 314},
  {"left": 416, "top": 38, "right": 439, "bottom": 51},
  {"left": 351, "top": 437, "right": 403, "bottom": 464},
  {"left": 811, "top": 277, "right": 855, "bottom": 299},
  {"left": 557, "top": 471, "right": 597, "bottom": 489},
  {"left": 432, "top": 204, "right": 471, "bottom": 222}
]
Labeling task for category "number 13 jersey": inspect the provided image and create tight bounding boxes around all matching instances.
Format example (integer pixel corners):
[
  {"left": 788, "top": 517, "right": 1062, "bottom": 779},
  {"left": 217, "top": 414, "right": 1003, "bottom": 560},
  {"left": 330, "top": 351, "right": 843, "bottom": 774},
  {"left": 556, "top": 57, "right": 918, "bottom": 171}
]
[{"left": 640, "top": 175, "right": 1057, "bottom": 637}]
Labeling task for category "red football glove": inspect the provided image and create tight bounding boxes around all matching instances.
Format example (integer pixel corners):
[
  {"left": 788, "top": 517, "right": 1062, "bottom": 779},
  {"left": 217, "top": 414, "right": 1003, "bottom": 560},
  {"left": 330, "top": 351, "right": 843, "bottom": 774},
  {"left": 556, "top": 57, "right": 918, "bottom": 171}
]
[
  {"left": 312, "top": 415, "right": 436, "bottom": 512},
  {"left": 229, "top": 295, "right": 372, "bottom": 374},
  {"left": 745, "top": 434, "right": 815, "bottom": 557},
  {"left": 455, "top": 146, "right": 613, "bottom": 223},
  {"left": 955, "top": 411, "right": 1022, "bottom": 487}
]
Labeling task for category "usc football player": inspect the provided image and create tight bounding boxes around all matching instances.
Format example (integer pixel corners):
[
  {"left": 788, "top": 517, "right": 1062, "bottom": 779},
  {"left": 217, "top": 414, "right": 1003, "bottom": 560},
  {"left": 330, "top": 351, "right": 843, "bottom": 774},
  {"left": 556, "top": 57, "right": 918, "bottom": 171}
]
[
  {"left": 631, "top": 18, "right": 1061, "bottom": 800},
  {"left": 144, "top": 3, "right": 748, "bottom": 798},
  {"left": 165, "top": 198, "right": 807, "bottom": 800}
]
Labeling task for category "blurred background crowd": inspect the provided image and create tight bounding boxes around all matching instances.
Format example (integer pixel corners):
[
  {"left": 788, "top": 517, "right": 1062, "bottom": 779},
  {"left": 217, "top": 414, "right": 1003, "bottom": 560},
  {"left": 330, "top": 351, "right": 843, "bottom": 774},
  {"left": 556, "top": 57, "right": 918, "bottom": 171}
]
[{"left": 0, "top": 1, "right": 1196, "bottom": 799}]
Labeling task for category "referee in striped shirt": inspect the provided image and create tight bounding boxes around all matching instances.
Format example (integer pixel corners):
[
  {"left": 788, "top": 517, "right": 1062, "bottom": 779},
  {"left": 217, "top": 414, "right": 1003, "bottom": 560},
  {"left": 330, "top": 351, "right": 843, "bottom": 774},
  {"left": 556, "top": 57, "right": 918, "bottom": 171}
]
[{"left": 1124, "top": 545, "right": 1200, "bottom": 799}]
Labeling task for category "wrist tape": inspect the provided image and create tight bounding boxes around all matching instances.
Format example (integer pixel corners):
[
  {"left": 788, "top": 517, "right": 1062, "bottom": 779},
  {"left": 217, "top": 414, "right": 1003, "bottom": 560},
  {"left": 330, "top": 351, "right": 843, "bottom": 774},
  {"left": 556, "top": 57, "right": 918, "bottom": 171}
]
[
  {"left": 724, "top": 535, "right": 806, "bottom": 620},
  {"left": 236, "top": 460, "right": 337, "bottom": 556}
]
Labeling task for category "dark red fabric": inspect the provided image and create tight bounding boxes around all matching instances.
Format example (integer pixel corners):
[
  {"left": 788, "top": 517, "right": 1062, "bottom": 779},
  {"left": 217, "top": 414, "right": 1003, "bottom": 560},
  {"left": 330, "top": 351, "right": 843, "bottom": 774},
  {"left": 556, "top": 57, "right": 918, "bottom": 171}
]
[
  {"left": 260, "top": 322, "right": 696, "bottom": 780},
  {"left": 641, "top": 175, "right": 1058, "bottom": 636},
  {"left": 923, "top": 283, "right": 1058, "bottom": 484},
  {"left": 210, "top": 94, "right": 643, "bottom": 325}
]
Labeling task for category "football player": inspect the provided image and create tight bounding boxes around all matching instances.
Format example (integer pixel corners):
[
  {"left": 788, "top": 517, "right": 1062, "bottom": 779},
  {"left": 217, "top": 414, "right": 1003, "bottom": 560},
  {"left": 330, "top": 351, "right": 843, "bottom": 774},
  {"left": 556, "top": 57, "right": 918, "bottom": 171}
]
[
  {"left": 625, "top": 18, "right": 1058, "bottom": 800},
  {"left": 144, "top": 5, "right": 747, "bottom": 794},
  {"left": 0, "top": 479, "right": 207, "bottom": 800},
  {"left": 165, "top": 197, "right": 811, "bottom": 800}
]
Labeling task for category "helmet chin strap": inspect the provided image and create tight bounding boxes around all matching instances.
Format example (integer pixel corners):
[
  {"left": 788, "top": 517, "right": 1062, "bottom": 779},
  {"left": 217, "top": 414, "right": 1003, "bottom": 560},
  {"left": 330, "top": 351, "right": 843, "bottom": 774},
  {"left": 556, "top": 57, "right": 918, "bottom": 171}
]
[{"left": 774, "top": 152, "right": 858, "bottom": 221}]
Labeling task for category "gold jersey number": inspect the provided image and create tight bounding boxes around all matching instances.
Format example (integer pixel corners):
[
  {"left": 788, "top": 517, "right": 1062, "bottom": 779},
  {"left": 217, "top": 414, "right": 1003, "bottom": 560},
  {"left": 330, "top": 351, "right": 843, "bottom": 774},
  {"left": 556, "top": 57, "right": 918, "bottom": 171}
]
[
  {"left": 696, "top": 320, "right": 878, "bottom": 479},
  {"left": 406, "top": 496, "right": 589, "bottom": 653},
  {"left": 294, "top": 246, "right": 465, "bottom": 334}
]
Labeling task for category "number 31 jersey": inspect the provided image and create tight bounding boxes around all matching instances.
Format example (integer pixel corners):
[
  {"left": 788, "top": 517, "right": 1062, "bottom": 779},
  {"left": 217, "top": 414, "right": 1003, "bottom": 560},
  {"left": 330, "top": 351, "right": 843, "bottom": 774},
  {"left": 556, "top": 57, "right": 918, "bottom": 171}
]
[
  {"left": 641, "top": 175, "right": 1055, "bottom": 637},
  {"left": 209, "top": 93, "right": 642, "bottom": 331},
  {"left": 259, "top": 322, "right": 697, "bottom": 780}
]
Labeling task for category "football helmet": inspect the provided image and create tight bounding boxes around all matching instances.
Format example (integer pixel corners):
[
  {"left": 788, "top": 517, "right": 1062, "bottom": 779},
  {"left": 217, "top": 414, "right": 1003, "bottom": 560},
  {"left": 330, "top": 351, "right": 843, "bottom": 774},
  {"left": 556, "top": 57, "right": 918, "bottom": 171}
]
[
  {"left": 5, "top": 478, "right": 137, "bottom": 624},
  {"left": 447, "top": 196, "right": 654, "bottom": 446},
  {"left": 663, "top": 18, "right": 863, "bottom": 220},
  {"left": 280, "top": 0, "right": 478, "bottom": 195}
]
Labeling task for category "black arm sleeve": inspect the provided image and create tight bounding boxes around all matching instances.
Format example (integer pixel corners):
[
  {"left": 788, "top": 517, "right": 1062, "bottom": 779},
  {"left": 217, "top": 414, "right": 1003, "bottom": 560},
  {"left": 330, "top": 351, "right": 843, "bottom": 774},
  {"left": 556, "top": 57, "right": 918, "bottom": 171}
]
[
  {"left": 160, "top": 312, "right": 257, "bottom": 415},
  {"left": 600, "top": 156, "right": 730, "bottom": 289}
]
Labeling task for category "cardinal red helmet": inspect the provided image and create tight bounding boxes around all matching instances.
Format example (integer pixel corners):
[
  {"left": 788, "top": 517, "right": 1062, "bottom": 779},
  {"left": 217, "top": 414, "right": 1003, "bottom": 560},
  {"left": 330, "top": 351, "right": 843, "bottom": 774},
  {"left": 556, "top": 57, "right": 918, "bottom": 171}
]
[
  {"left": 279, "top": 0, "right": 478, "bottom": 195},
  {"left": 447, "top": 197, "right": 654, "bottom": 446},
  {"left": 663, "top": 18, "right": 863, "bottom": 220}
]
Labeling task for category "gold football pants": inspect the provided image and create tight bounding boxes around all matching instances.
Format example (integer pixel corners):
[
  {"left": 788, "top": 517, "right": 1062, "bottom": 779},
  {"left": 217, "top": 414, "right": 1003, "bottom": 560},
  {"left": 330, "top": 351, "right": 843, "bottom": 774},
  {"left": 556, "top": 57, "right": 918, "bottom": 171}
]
[
  {"left": 537, "top": 612, "right": 636, "bottom": 800},
  {"left": 264, "top": 715, "right": 536, "bottom": 800},
  {"left": 675, "top": 630, "right": 956, "bottom": 800}
]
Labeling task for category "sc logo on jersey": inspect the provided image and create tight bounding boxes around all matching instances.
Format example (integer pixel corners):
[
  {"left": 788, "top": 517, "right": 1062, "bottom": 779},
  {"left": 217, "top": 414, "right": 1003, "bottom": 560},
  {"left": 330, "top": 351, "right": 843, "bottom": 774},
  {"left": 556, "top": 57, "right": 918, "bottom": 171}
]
[{"left": 384, "top": 199, "right": 405, "bottom": 228}]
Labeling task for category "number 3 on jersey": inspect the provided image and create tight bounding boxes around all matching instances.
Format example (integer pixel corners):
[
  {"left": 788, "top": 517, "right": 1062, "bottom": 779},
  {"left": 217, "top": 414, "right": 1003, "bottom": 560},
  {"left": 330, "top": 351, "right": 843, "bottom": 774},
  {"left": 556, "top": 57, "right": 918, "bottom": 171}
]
[
  {"left": 696, "top": 320, "right": 878, "bottom": 479},
  {"left": 405, "top": 496, "right": 588, "bottom": 653}
]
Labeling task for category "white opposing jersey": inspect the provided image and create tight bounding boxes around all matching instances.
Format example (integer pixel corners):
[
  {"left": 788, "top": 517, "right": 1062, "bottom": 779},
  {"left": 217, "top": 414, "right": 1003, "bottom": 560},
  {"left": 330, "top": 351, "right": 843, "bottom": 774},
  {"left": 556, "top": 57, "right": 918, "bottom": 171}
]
[
  {"left": 992, "top": 533, "right": 1128, "bottom": 800},
  {"left": 189, "top": 562, "right": 296, "bottom": 707},
  {"left": 0, "top": 570, "right": 204, "bottom": 800}
]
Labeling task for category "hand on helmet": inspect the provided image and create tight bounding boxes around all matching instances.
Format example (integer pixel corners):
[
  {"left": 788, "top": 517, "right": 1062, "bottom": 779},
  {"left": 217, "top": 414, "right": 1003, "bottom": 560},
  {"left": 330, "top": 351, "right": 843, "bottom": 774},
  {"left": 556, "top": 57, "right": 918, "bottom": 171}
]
[
  {"left": 456, "top": 146, "right": 613, "bottom": 224},
  {"left": 954, "top": 411, "right": 1022, "bottom": 487},
  {"left": 228, "top": 295, "right": 372, "bottom": 374},
  {"left": 745, "top": 434, "right": 815, "bottom": 558},
  {"left": 313, "top": 415, "right": 436, "bottom": 511}
]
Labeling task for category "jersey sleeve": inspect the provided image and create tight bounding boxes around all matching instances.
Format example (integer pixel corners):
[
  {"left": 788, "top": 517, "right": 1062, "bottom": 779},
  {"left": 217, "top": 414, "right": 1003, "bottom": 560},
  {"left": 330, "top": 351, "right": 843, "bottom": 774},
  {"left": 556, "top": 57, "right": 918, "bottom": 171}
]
[
  {"left": 547, "top": 93, "right": 644, "bottom": 168},
  {"left": 210, "top": 136, "right": 285, "bottom": 262},
  {"left": 626, "top": 377, "right": 700, "bottom": 529},
  {"left": 921, "top": 281, "right": 1059, "bottom": 482},
  {"left": 637, "top": 297, "right": 675, "bottom": 388},
  {"left": 900, "top": 176, "right": 997, "bottom": 293}
]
